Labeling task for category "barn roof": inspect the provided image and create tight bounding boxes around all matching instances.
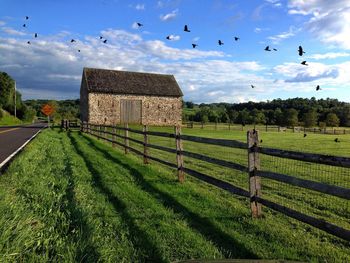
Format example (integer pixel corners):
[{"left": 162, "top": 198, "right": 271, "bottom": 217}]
[{"left": 82, "top": 67, "right": 183, "bottom": 97}]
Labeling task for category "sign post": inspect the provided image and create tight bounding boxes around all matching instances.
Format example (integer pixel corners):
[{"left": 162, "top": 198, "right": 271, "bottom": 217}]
[{"left": 41, "top": 104, "right": 54, "bottom": 128}]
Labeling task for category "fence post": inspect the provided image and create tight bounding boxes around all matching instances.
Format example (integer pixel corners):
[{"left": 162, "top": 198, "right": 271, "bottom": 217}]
[
  {"left": 201, "top": 122, "right": 204, "bottom": 129},
  {"left": 247, "top": 130, "right": 262, "bottom": 218},
  {"left": 143, "top": 125, "right": 149, "bottom": 164},
  {"left": 215, "top": 122, "right": 217, "bottom": 130},
  {"left": 124, "top": 123, "right": 129, "bottom": 154},
  {"left": 175, "top": 126, "right": 185, "bottom": 183},
  {"left": 112, "top": 126, "right": 116, "bottom": 147},
  {"left": 104, "top": 126, "right": 107, "bottom": 140}
]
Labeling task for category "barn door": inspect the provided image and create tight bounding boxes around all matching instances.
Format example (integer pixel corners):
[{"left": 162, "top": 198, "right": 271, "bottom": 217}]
[{"left": 120, "top": 99, "right": 142, "bottom": 124}]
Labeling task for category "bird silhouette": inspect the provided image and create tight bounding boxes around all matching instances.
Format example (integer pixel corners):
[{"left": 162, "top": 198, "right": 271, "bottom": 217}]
[
  {"left": 34, "top": 33, "right": 38, "bottom": 38},
  {"left": 23, "top": 24, "right": 26, "bottom": 27},
  {"left": 301, "top": 61, "right": 308, "bottom": 66},
  {"left": 298, "top": 46, "right": 305, "bottom": 56},
  {"left": 251, "top": 85, "right": 255, "bottom": 88},
  {"left": 166, "top": 35, "right": 171, "bottom": 40},
  {"left": 137, "top": 22, "right": 143, "bottom": 27},
  {"left": 316, "top": 85, "right": 321, "bottom": 91},
  {"left": 265, "top": 46, "right": 271, "bottom": 51},
  {"left": 25, "top": 16, "right": 29, "bottom": 20},
  {"left": 303, "top": 133, "right": 307, "bottom": 138},
  {"left": 184, "top": 25, "right": 190, "bottom": 32},
  {"left": 99, "top": 36, "right": 103, "bottom": 39},
  {"left": 78, "top": 49, "right": 81, "bottom": 52},
  {"left": 273, "top": 48, "right": 277, "bottom": 51},
  {"left": 218, "top": 40, "right": 224, "bottom": 45},
  {"left": 103, "top": 39, "right": 107, "bottom": 43},
  {"left": 334, "top": 138, "right": 340, "bottom": 143},
  {"left": 192, "top": 44, "right": 198, "bottom": 48},
  {"left": 27, "top": 41, "right": 31, "bottom": 44},
  {"left": 234, "top": 37, "right": 240, "bottom": 41},
  {"left": 70, "top": 39, "right": 76, "bottom": 43}
]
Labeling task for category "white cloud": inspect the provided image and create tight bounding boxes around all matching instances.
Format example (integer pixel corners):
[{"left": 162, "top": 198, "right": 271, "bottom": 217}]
[
  {"left": 1, "top": 27, "right": 27, "bottom": 36},
  {"left": 160, "top": 9, "right": 178, "bottom": 21},
  {"left": 165, "top": 34, "right": 180, "bottom": 41},
  {"left": 135, "top": 4, "right": 145, "bottom": 10},
  {"left": 268, "top": 26, "right": 300, "bottom": 44},
  {"left": 0, "top": 21, "right": 6, "bottom": 26},
  {"left": 308, "top": 52, "right": 350, "bottom": 60},
  {"left": 288, "top": 0, "right": 350, "bottom": 49}
]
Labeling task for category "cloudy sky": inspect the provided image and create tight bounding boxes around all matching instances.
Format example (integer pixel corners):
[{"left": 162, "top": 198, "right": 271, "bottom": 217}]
[{"left": 1, "top": 0, "right": 350, "bottom": 103}]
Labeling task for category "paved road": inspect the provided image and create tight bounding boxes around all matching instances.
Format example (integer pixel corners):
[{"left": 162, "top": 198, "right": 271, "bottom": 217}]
[{"left": 0, "top": 123, "right": 47, "bottom": 167}]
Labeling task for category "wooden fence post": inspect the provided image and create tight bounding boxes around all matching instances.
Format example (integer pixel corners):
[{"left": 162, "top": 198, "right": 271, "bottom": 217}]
[
  {"left": 104, "top": 126, "right": 107, "bottom": 140},
  {"left": 112, "top": 126, "right": 116, "bottom": 147},
  {"left": 124, "top": 123, "right": 129, "bottom": 154},
  {"left": 215, "top": 122, "right": 217, "bottom": 130},
  {"left": 201, "top": 122, "right": 204, "bottom": 129},
  {"left": 98, "top": 125, "right": 101, "bottom": 140},
  {"left": 143, "top": 125, "right": 149, "bottom": 164},
  {"left": 247, "top": 130, "right": 262, "bottom": 218},
  {"left": 175, "top": 126, "right": 185, "bottom": 183}
]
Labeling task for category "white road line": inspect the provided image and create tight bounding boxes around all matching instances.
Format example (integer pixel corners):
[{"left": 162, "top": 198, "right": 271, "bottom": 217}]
[{"left": 0, "top": 128, "right": 44, "bottom": 171}]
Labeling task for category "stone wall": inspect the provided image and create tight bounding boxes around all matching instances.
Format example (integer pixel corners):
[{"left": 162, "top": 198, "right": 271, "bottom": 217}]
[{"left": 87, "top": 93, "right": 182, "bottom": 126}]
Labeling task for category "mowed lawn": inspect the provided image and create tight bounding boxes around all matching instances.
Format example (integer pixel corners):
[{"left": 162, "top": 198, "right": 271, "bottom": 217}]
[{"left": 0, "top": 129, "right": 349, "bottom": 262}]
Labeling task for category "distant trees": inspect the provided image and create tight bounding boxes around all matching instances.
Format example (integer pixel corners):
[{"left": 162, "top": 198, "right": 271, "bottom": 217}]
[
  {"left": 326, "top": 113, "right": 340, "bottom": 127},
  {"left": 182, "top": 97, "right": 350, "bottom": 127}
]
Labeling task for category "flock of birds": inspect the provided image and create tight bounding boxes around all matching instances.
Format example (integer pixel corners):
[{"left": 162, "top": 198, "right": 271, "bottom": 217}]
[
  {"left": 22, "top": 16, "right": 331, "bottom": 139},
  {"left": 21, "top": 16, "right": 322, "bottom": 93}
]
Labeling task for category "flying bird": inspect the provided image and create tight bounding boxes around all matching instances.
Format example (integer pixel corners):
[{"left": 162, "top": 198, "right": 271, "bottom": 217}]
[
  {"left": 303, "top": 133, "right": 307, "bottom": 138},
  {"left": 251, "top": 85, "right": 255, "bottom": 88},
  {"left": 335, "top": 138, "right": 340, "bottom": 143},
  {"left": 34, "top": 33, "right": 38, "bottom": 38},
  {"left": 78, "top": 49, "right": 81, "bottom": 52},
  {"left": 99, "top": 36, "right": 103, "bottom": 39},
  {"left": 137, "top": 22, "right": 143, "bottom": 27},
  {"left": 103, "top": 39, "right": 107, "bottom": 43},
  {"left": 218, "top": 40, "right": 224, "bottom": 45},
  {"left": 265, "top": 46, "right": 271, "bottom": 51},
  {"left": 316, "top": 85, "right": 321, "bottom": 91},
  {"left": 273, "top": 48, "right": 277, "bottom": 51},
  {"left": 27, "top": 41, "right": 31, "bottom": 44},
  {"left": 301, "top": 61, "right": 308, "bottom": 66},
  {"left": 25, "top": 16, "right": 29, "bottom": 20},
  {"left": 192, "top": 44, "right": 198, "bottom": 48},
  {"left": 23, "top": 24, "right": 26, "bottom": 27},
  {"left": 166, "top": 35, "right": 171, "bottom": 40},
  {"left": 234, "top": 37, "right": 240, "bottom": 41},
  {"left": 184, "top": 25, "right": 190, "bottom": 32},
  {"left": 298, "top": 46, "right": 305, "bottom": 56},
  {"left": 70, "top": 39, "right": 76, "bottom": 43}
]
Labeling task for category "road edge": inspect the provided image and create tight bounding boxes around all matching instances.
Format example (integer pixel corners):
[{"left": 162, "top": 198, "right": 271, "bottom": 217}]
[{"left": 0, "top": 128, "right": 45, "bottom": 174}]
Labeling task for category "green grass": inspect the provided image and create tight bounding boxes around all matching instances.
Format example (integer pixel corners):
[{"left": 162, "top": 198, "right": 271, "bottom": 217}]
[
  {"left": 0, "top": 109, "right": 22, "bottom": 126},
  {"left": 0, "top": 129, "right": 349, "bottom": 262}
]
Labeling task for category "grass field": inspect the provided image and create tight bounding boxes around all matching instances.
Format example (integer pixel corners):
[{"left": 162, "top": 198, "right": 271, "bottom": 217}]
[
  {"left": 0, "top": 109, "right": 22, "bottom": 126},
  {"left": 0, "top": 128, "right": 349, "bottom": 262}
]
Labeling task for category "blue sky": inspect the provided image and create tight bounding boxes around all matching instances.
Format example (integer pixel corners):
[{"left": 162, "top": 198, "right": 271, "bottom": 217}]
[{"left": 1, "top": 0, "right": 350, "bottom": 103}]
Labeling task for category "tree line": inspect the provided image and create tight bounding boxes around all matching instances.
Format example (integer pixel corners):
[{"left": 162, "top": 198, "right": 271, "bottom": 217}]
[{"left": 183, "top": 98, "right": 350, "bottom": 127}]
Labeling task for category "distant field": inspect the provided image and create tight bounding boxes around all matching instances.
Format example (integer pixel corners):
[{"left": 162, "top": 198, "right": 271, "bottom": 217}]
[{"left": 0, "top": 129, "right": 349, "bottom": 262}]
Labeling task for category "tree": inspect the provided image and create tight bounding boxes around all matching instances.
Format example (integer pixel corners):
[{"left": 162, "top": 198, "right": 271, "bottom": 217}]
[
  {"left": 0, "top": 72, "right": 15, "bottom": 112},
  {"left": 326, "top": 113, "right": 340, "bottom": 127},
  {"left": 237, "top": 109, "right": 250, "bottom": 125},
  {"left": 274, "top": 108, "right": 284, "bottom": 126},
  {"left": 303, "top": 109, "right": 318, "bottom": 127},
  {"left": 284, "top": 108, "right": 299, "bottom": 127}
]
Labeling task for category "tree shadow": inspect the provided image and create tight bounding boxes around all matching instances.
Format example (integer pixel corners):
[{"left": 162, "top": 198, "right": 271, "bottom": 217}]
[
  {"left": 80, "top": 133, "right": 258, "bottom": 259},
  {"left": 61, "top": 134, "right": 101, "bottom": 261},
  {"left": 68, "top": 133, "right": 167, "bottom": 263}
]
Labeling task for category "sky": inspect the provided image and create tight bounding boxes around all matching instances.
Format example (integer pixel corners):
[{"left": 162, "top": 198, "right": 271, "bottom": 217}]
[{"left": 0, "top": 0, "right": 350, "bottom": 103}]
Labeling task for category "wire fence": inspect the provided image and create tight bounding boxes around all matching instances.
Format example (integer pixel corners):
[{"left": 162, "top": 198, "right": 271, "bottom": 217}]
[{"left": 78, "top": 122, "right": 350, "bottom": 242}]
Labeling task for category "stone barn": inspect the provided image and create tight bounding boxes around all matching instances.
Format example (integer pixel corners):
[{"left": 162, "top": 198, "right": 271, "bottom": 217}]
[{"left": 80, "top": 67, "right": 183, "bottom": 126}]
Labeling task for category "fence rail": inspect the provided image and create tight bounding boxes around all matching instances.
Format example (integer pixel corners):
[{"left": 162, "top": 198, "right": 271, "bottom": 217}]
[{"left": 79, "top": 121, "right": 350, "bottom": 242}]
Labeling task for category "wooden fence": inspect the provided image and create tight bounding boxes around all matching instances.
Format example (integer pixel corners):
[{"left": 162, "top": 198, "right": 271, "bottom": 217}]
[
  {"left": 80, "top": 122, "right": 350, "bottom": 242},
  {"left": 183, "top": 121, "right": 350, "bottom": 135}
]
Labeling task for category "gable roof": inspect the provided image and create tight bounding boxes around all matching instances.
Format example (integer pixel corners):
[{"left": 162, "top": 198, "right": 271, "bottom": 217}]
[{"left": 82, "top": 67, "right": 183, "bottom": 97}]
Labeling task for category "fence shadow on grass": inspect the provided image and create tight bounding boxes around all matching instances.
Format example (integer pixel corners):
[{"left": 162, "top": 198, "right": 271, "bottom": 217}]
[
  {"left": 80, "top": 133, "right": 258, "bottom": 259},
  {"left": 68, "top": 133, "right": 166, "bottom": 263},
  {"left": 62, "top": 134, "right": 101, "bottom": 262}
]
